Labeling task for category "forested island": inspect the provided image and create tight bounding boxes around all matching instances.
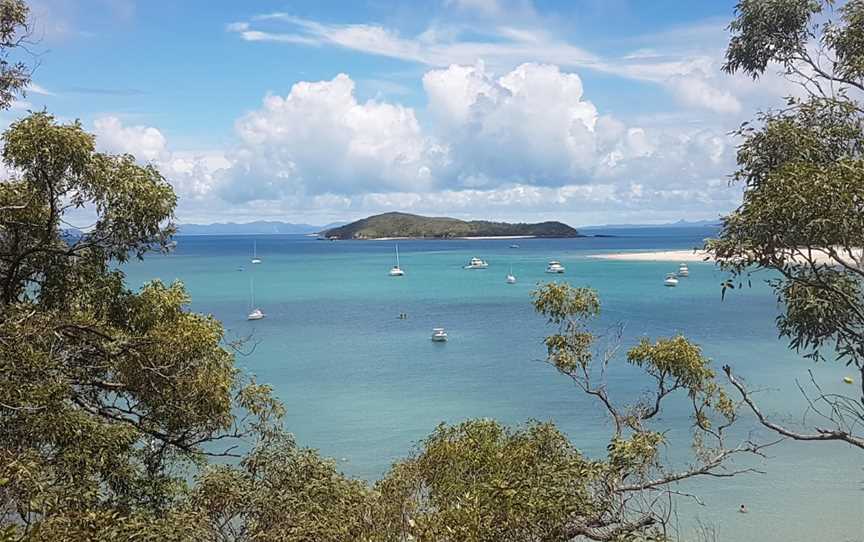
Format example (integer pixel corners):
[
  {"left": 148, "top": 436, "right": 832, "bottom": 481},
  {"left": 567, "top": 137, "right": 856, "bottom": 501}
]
[{"left": 322, "top": 212, "right": 581, "bottom": 239}]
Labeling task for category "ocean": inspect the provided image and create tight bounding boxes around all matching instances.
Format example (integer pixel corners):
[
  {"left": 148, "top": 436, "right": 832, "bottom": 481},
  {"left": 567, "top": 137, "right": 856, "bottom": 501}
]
[{"left": 122, "top": 227, "right": 863, "bottom": 542}]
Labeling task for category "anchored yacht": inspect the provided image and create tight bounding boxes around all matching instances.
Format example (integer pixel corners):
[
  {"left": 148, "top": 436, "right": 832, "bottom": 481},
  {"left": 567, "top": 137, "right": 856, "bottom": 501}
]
[{"left": 545, "top": 260, "right": 565, "bottom": 274}]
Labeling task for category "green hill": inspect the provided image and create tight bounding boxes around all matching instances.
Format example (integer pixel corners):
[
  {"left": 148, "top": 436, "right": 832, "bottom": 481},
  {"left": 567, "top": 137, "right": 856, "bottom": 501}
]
[{"left": 322, "top": 212, "right": 580, "bottom": 240}]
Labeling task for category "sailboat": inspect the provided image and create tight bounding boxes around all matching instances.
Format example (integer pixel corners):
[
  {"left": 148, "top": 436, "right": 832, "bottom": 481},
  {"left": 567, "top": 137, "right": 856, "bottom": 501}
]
[
  {"left": 247, "top": 276, "right": 265, "bottom": 320},
  {"left": 251, "top": 241, "right": 262, "bottom": 264},
  {"left": 389, "top": 244, "right": 405, "bottom": 276},
  {"left": 506, "top": 264, "right": 517, "bottom": 284}
]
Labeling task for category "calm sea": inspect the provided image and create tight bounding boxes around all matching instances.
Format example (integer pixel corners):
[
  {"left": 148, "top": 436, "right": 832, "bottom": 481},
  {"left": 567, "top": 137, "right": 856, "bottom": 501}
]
[{"left": 123, "top": 227, "right": 862, "bottom": 542}]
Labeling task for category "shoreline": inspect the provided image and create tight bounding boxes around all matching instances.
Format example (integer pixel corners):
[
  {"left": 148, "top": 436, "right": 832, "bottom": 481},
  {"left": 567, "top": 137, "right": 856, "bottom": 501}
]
[
  {"left": 588, "top": 250, "right": 711, "bottom": 262},
  {"left": 346, "top": 235, "right": 547, "bottom": 241}
]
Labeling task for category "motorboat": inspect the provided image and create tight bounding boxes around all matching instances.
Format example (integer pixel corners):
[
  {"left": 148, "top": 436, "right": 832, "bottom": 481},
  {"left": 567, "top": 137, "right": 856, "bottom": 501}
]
[
  {"left": 431, "top": 328, "right": 448, "bottom": 342},
  {"left": 389, "top": 244, "right": 405, "bottom": 276},
  {"left": 678, "top": 263, "right": 690, "bottom": 277},
  {"left": 510, "top": 244, "right": 520, "bottom": 249},
  {"left": 664, "top": 273, "right": 679, "bottom": 287},
  {"left": 545, "top": 260, "right": 565, "bottom": 274},
  {"left": 464, "top": 257, "right": 489, "bottom": 269}
]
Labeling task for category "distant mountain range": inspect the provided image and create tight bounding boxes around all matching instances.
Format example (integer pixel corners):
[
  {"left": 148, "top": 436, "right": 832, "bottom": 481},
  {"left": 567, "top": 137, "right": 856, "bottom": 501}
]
[
  {"left": 579, "top": 219, "right": 721, "bottom": 230},
  {"left": 322, "top": 212, "right": 580, "bottom": 239},
  {"left": 176, "top": 221, "right": 345, "bottom": 235}
]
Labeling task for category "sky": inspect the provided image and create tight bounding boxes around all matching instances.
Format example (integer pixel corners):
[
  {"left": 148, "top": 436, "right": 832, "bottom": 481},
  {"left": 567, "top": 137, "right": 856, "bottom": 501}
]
[{"left": 8, "top": 0, "right": 802, "bottom": 226}]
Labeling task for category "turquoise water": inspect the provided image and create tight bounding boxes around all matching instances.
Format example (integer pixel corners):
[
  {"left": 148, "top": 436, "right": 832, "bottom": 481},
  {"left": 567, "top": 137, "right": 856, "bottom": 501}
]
[{"left": 123, "top": 228, "right": 863, "bottom": 541}]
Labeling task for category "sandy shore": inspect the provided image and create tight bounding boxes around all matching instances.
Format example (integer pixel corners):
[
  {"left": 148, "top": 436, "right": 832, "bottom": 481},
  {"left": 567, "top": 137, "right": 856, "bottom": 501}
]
[
  {"left": 589, "top": 250, "right": 711, "bottom": 262},
  {"left": 589, "top": 249, "right": 863, "bottom": 266}
]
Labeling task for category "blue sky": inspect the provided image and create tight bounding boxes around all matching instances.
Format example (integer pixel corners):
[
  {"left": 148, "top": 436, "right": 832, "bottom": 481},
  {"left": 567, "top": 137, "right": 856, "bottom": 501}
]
[{"left": 12, "top": 0, "right": 795, "bottom": 226}]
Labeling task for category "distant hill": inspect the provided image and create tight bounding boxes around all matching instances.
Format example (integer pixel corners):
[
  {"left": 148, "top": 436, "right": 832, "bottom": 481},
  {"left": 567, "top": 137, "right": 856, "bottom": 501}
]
[
  {"left": 579, "top": 219, "right": 721, "bottom": 230},
  {"left": 177, "top": 221, "right": 341, "bottom": 235},
  {"left": 322, "top": 212, "right": 580, "bottom": 240}
]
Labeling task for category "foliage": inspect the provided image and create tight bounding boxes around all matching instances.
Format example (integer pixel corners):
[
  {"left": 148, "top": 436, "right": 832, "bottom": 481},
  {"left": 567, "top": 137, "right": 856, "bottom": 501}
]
[
  {"left": 323, "top": 211, "right": 580, "bottom": 239},
  {"left": 0, "top": 0, "right": 29, "bottom": 110},
  {"left": 0, "top": 112, "right": 284, "bottom": 539},
  {"left": 710, "top": 0, "right": 864, "bottom": 450}
]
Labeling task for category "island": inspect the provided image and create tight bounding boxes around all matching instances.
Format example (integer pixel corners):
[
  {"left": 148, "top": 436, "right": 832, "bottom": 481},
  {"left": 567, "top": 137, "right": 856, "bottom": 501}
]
[{"left": 321, "top": 212, "right": 581, "bottom": 240}]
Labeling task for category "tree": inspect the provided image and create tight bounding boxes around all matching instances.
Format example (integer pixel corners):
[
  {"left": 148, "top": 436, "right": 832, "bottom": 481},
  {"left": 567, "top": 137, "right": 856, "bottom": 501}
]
[
  {"left": 0, "top": 0, "right": 29, "bottom": 111},
  {"left": 0, "top": 112, "right": 285, "bottom": 541},
  {"left": 366, "top": 283, "right": 769, "bottom": 542},
  {"left": 709, "top": 0, "right": 864, "bottom": 450}
]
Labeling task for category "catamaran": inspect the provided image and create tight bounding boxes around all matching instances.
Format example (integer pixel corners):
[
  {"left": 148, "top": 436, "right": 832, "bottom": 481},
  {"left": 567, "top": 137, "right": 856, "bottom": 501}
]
[
  {"left": 464, "top": 257, "right": 489, "bottom": 269},
  {"left": 546, "top": 260, "right": 565, "bottom": 273},
  {"left": 251, "top": 241, "right": 262, "bottom": 264},
  {"left": 389, "top": 244, "right": 405, "bottom": 276}
]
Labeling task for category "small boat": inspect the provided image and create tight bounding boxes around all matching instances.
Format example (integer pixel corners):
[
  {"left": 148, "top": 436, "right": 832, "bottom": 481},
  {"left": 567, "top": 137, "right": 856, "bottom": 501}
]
[
  {"left": 431, "top": 328, "right": 448, "bottom": 342},
  {"left": 843, "top": 376, "right": 854, "bottom": 384},
  {"left": 251, "top": 241, "right": 262, "bottom": 264},
  {"left": 545, "top": 260, "right": 565, "bottom": 274},
  {"left": 247, "top": 277, "right": 265, "bottom": 320},
  {"left": 389, "top": 244, "right": 405, "bottom": 276},
  {"left": 678, "top": 263, "right": 690, "bottom": 277},
  {"left": 464, "top": 257, "right": 489, "bottom": 269},
  {"left": 664, "top": 273, "right": 679, "bottom": 287},
  {"left": 506, "top": 265, "right": 517, "bottom": 284},
  {"left": 510, "top": 244, "right": 520, "bottom": 249}
]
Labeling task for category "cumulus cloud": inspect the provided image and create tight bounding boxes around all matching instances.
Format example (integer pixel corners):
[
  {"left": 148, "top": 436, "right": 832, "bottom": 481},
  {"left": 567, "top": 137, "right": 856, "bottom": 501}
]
[
  {"left": 93, "top": 116, "right": 168, "bottom": 161},
  {"left": 220, "top": 74, "right": 443, "bottom": 202},
  {"left": 92, "top": 63, "right": 741, "bottom": 224}
]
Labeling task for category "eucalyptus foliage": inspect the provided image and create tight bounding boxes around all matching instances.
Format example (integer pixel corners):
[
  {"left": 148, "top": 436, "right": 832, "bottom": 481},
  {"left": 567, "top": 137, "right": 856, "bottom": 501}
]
[{"left": 710, "top": 0, "right": 864, "bottom": 449}]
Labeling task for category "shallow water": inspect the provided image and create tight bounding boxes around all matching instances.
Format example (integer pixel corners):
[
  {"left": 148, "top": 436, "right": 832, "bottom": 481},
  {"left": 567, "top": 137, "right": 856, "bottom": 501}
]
[{"left": 123, "top": 227, "right": 863, "bottom": 542}]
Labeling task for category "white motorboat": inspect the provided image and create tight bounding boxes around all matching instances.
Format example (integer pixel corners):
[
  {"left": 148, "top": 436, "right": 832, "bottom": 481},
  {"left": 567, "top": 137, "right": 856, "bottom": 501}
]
[
  {"left": 678, "top": 263, "right": 690, "bottom": 277},
  {"left": 510, "top": 244, "right": 520, "bottom": 249},
  {"left": 251, "top": 241, "right": 262, "bottom": 264},
  {"left": 389, "top": 244, "right": 405, "bottom": 276},
  {"left": 431, "top": 328, "right": 448, "bottom": 342},
  {"left": 506, "top": 265, "right": 517, "bottom": 284},
  {"left": 664, "top": 273, "right": 679, "bottom": 287},
  {"left": 464, "top": 257, "right": 489, "bottom": 269},
  {"left": 545, "top": 260, "right": 565, "bottom": 273}
]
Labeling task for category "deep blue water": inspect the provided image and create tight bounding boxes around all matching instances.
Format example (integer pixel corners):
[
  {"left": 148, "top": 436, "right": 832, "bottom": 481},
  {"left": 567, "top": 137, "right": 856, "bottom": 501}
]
[{"left": 122, "top": 227, "right": 863, "bottom": 542}]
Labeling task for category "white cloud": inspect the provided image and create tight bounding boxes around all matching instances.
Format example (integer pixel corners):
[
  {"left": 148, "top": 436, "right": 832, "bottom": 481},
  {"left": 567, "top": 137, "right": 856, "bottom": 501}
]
[
  {"left": 91, "top": 63, "right": 741, "bottom": 225},
  {"left": 219, "top": 74, "right": 444, "bottom": 202},
  {"left": 93, "top": 116, "right": 168, "bottom": 161}
]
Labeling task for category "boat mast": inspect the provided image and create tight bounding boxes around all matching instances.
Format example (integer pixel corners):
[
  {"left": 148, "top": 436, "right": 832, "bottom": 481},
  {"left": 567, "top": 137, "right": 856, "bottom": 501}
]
[{"left": 396, "top": 244, "right": 400, "bottom": 268}]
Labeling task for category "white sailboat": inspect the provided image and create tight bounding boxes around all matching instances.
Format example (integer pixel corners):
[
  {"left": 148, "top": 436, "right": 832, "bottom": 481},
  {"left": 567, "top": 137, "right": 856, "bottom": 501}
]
[
  {"left": 389, "top": 244, "right": 405, "bottom": 276},
  {"left": 251, "top": 241, "right": 262, "bottom": 264},
  {"left": 506, "top": 264, "right": 517, "bottom": 284},
  {"left": 247, "top": 277, "right": 265, "bottom": 320}
]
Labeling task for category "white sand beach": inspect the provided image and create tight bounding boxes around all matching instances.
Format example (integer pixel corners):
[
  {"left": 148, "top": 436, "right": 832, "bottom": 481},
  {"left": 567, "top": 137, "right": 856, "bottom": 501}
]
[{"left": 589, "top": 250, "right": 711, "bottom": 262}]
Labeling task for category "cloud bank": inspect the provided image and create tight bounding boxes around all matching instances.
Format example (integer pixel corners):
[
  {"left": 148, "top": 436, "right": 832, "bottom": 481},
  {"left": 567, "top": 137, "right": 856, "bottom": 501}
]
[{"left": 91, "top": 62, "right": 740, "bottom": 224}]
